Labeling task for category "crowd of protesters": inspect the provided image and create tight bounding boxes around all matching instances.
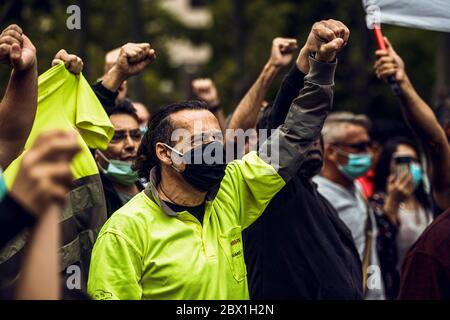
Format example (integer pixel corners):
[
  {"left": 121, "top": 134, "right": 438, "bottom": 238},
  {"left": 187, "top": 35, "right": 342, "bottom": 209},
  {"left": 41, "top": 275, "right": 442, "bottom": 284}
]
[{"left": 0, "top": 18, "right": 449, "bottom": 300}]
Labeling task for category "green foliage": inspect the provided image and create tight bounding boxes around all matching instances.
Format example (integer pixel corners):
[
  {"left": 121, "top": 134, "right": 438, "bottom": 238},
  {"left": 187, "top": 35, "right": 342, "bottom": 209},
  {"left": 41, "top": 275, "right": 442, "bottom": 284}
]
[{"left": 0, "top": 0, "right": 441, "bottom": 134}]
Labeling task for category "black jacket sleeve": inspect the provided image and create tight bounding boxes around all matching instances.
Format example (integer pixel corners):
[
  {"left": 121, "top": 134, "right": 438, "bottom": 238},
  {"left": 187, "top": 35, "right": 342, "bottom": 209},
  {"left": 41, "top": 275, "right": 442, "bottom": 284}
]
[
  {"left": 0, "top": 194, "right": 36, "bottom": 250},
  {"left": 91, "top": 81, "right": 119, "bottom": 114},
  {"left": 258, "top": 57, "right": 336, "bottom": 182},
  {"left": 258, "top": 65, "right": 306, "bottom": 132}
]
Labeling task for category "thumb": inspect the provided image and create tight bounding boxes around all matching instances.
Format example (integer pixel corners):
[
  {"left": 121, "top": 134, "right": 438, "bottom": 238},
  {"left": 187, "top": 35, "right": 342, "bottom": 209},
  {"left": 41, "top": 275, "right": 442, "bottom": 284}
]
[
  {"left": 319, "top": 38, "right": 344, "bottom": 57},
  {"left": 383, "top": 37, "right": 396, "bottom": 54},
  {"left": 10, "top": 43, "right": 22, "bottom": 69},
  {"left": 52, "top": 59, "right": 63, "bottom": 67},
  {"left": 54, "top": 49, "right": 69, "bottom": 67}
]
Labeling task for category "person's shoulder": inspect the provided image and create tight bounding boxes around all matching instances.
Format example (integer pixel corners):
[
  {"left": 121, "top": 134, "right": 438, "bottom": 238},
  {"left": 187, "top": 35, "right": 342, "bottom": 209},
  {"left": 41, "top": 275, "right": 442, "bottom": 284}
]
[
  {"left": 312, "top": 175, "right": 334, "bottom": 189},
  {"left": 99, "top": 191, "right": 159, "bottom": 237},
  {"left": 408, "top": 209, "right": 450, "bottom": 262},
  {"left": 313, "top": 176, "right": 352, "bottom": 206}
]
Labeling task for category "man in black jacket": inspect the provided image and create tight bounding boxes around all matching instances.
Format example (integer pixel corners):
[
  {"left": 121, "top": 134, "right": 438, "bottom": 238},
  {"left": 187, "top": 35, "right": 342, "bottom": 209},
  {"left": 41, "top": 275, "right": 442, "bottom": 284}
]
[{"left": 244, "top": 20, "right": 364, "bottom": 300}]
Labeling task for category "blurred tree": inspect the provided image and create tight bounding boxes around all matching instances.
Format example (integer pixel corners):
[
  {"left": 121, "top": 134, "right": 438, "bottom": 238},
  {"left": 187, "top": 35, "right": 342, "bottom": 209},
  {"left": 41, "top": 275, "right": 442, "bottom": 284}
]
[{"left": 0, "top": 0, "right": 442, "bottom": 140}]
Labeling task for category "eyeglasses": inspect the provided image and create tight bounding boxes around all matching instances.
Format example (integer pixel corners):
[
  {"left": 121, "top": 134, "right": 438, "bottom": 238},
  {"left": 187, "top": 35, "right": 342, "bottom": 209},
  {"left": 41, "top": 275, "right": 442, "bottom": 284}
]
[
  {"left": 111, "top": 129, "right": 142, "bottom": 143},
  {"left": 334, "top": 141, "right": 372, "bottom": 152}
]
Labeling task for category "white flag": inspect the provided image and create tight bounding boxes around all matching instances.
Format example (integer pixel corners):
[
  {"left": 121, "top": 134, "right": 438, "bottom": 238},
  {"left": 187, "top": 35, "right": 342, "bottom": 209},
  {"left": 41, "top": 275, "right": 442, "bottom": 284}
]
[{"left": 363, "top": 0, "right": 450, "bottom": 33}]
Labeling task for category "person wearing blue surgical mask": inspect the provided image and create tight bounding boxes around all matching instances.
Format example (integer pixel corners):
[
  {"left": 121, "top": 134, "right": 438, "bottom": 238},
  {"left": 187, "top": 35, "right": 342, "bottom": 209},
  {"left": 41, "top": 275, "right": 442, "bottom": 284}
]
[
  {"left": 370, "top": 137, "right": 433, "bottom": 300},
  {"left": 314, "top": 111, "right": 386, "bottom": 300},
  {"left": 95, "top": 100, "right": 145, "bottom": 217},
  {"left": 132, "top": 101, "right": 150, "bottom": 135}
]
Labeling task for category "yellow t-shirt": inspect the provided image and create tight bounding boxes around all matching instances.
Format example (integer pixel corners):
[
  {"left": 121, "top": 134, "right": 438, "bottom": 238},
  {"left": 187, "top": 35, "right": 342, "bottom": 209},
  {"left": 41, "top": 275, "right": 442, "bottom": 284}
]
[{"left": 3, "top": 62, "right": 113, "bottom": 184}]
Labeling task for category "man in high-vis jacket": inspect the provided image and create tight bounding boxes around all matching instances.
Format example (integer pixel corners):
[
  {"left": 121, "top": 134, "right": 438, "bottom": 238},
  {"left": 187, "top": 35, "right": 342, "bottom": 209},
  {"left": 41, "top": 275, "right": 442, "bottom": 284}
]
[{"left": 88, "top": 31, "right": 345, "bottom": 300}]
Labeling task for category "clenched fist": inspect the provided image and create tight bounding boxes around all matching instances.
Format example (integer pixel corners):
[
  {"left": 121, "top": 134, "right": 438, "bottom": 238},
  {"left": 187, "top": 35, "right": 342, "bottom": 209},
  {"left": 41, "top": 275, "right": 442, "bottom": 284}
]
[
  {"left": 102, "top": 42, "right": 156, "bottom": 93},
  {"left": 192, "top": 78, "right": 220, "bottom": 107},
  {"left": 0, "top": 24, "right": 36, "bottom": 71},
  {"left": 297, "top": 20, "right": 350, "bottom": 72},
  {"left": 113, "top": 42, "right": 156, "bottom": 79},
  {"left": 9, "top": 131, "right": 81, "bottom": 217},
  {"left": 52, "top": 49, "right": 84, "bottom": 74},
  {"left": 268, "top": 38, "right": 298, "bottom": 68}
]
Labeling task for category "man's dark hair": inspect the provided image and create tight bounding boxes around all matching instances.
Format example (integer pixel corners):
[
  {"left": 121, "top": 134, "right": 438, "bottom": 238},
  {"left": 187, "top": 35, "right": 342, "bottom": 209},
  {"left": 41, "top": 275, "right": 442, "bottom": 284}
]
[
  {"left": 134, "top": 100, "right": 208, "bottom": 178},
  {"left": 435, "top": 98, "right": 450, "bottom": 128},
  {"left": 109, "top": 98, "right": 140, "bottom": 123}
]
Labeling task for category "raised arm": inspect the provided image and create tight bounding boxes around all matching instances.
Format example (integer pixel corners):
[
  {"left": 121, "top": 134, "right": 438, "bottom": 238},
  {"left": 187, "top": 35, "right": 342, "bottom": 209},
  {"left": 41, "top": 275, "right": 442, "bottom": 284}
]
[
  {"left": 259, "top": 32, "right": 347, "bottom": 182},
  {"left": 375, "top": 37, "right": 450, "bottom": 209},
  {"left": 92, "top": 43, "right": 156, "bottom": 112},
  {"left": 227, "top": 37, "right": 298, "bottom": 132},
  {"left": 0, "top": 25, "right": 37, "bottom": 169},
  {"left": 261, "top": 20, "right": 349, "bottom": 132},
  {"left": 230, "top": 29, "right": 348, "bottom": 229}
]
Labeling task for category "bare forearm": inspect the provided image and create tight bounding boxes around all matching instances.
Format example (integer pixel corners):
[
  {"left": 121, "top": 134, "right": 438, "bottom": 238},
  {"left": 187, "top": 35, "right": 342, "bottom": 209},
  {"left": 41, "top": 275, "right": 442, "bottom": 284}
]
[
  {"left": 101, "top": 66, "right": 127, "bottom": 93},
  {"left": 0, "top": 64, "right": 38, "bottom": 168},
  {"left": 399, "top": 77, "right": 446, "bottom": 145},
  {"left": 228, "top": 62, "right": 280, "bottom": 131},
  {"left": 399, "top": 76, "right": 450, "bottom": 207},
  {"left": 16, "top": 206, "right": 60, "bottom": 300}
]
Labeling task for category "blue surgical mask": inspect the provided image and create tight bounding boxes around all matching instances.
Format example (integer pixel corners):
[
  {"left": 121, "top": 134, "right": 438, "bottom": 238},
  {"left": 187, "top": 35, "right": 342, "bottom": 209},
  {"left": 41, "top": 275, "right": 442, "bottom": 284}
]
[
  {"left": 140, "top": 126, "right": 148, "bottom": 135},
  {"left": 410, "top": 162, "right": 423, "bottom": 189},
  {"left": 97, "top": 151, "right": 138, "bottom": 186},
  {"left": 0, "top": 169, "right": 7, "bottom": 202},
  {"left": 336, "top": 149, "right": 373, "bottom": 180}
]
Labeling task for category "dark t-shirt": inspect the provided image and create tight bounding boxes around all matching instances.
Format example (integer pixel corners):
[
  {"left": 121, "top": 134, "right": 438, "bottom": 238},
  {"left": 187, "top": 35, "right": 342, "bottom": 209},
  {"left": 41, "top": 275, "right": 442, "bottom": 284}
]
[
  {"left": 399, "top": 208, "right": 450, "bottom": 300},
  {"left": 164, "top": 201, "right": 206, "bottom": 224},
  {"left": 243, "top": 174, "right": 364, "bottom": 300}
]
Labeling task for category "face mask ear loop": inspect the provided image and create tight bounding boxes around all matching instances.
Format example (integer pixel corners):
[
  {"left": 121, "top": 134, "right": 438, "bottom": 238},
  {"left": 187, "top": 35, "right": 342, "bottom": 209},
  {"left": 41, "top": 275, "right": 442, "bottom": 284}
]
[
  {"left": 96, "top": 150, "right": 110, "bottom": 163},
  {"left": 96, "top": 150, "right": 110, "bottom": 174},
  {"left": 162, "top": 143, "right": 183, "bottom": 173}
]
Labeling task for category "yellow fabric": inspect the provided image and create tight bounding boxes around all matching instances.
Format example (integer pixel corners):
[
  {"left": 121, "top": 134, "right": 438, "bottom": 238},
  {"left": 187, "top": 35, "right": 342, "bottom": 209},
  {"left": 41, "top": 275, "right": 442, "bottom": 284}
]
[
  {"left": 88, "top": 151, "right": 286, "bottom": 300},
  {"left": 3, "top": 63, "right": 113, "bottom": 186}
]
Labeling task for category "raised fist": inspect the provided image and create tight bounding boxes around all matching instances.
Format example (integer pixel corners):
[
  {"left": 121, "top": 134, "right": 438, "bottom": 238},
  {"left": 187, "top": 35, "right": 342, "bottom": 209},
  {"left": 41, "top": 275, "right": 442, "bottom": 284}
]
[
  {"left": 269, "top": 37, "right": 298, "bottom": 68},
  {"left": 114, "top": 42, "right": 156, "bottom": 79},
  {"left": 297, "top": 20, "right": 349, "bottom": 71},
  {"left": 192, "top": 78, "right": 220, "bottom": 106},
  {"left": 0, "top": 24, "right": 36, "bottom": 71}
]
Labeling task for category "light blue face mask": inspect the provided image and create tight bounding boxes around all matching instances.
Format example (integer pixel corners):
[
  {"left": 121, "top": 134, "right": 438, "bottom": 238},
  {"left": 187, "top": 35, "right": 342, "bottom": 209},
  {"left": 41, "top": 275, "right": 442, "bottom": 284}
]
[
  {"left": 337, "top": 149, "right": 373, "bottom": 180},
  {"left": 0, "top": 169, "right": 7, "bottom": 202},
  {"left": 140, "top": 126, "right": 148, "bottom": 135},
  {"left": 97, "top": 151, "right": 138, "bottom": 186},
  {"left": 410, "top": 162, "right": 423, "bottom": 190}
]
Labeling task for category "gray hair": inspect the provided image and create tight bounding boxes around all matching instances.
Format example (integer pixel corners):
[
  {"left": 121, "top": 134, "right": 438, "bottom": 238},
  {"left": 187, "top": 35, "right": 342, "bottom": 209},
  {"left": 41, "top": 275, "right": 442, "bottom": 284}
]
[{"left": 322, "top": 111, "right": 372, "bottom": 144}]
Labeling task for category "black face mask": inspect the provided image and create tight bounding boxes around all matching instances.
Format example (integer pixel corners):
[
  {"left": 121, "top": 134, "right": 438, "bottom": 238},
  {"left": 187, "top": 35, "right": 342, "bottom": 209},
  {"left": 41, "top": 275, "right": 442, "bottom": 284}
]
[{"left": 165, "top": 141, "right": 227, "bottom": 192}]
